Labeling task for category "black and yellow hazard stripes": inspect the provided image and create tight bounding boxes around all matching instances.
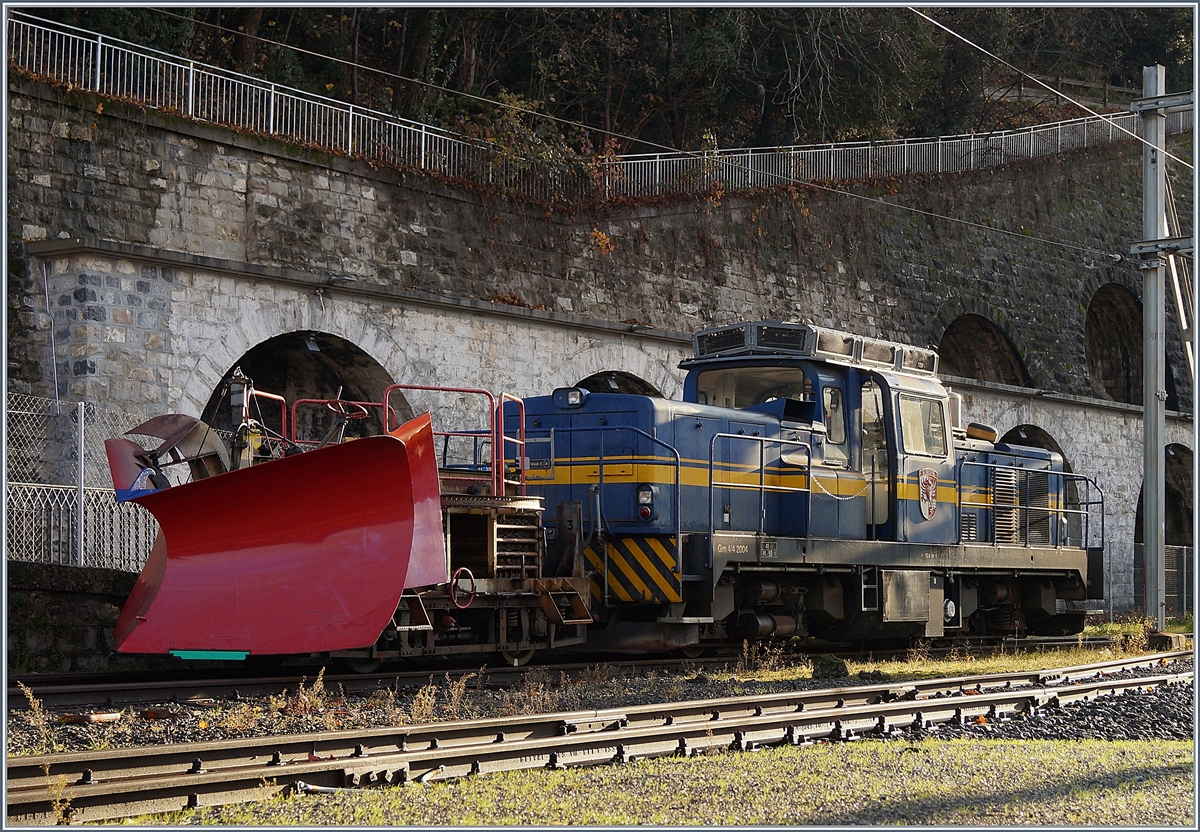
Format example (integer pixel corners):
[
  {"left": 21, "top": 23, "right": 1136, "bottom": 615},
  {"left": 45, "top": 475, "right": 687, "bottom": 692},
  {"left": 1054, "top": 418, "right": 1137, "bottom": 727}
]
[{"left": 584, "top": 536, "right": 682, "bottom": 604}]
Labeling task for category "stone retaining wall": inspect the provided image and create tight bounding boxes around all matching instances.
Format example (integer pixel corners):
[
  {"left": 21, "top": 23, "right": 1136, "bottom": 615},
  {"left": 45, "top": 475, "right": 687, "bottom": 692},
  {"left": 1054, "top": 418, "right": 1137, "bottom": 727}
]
[{"left": 6, "top": 561, "right": 138, "bottom": 673}]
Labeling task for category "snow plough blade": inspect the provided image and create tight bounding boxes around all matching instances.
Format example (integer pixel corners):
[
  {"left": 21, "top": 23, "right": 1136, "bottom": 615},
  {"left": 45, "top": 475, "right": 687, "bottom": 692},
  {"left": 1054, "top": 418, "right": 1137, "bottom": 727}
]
[{"left": 111, "top": 414, "right": 446, "bottom": 657}]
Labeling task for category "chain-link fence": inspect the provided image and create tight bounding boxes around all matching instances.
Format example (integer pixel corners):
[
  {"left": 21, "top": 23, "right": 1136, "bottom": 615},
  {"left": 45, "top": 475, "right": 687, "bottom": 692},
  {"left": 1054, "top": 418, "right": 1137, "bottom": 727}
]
[{"left": 6, "top": 393, "right": 162, "bottom": 571}]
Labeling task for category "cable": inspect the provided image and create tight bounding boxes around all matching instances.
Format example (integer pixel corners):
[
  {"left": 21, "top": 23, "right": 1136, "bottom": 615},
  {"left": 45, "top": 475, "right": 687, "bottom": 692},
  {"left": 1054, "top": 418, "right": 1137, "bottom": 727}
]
[
  {"left": 139, "top": 7, "right": 1143, "bottom": 259},
  {"left": 908, "top": 7, "right": 1193, "bottom": 171}
]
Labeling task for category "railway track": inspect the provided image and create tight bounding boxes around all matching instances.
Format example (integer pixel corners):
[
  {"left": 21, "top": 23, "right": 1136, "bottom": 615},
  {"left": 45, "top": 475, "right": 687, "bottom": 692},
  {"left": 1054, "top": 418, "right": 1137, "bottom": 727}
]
[
  {"left": 7, "top": 635, "right": 1127, "bottom": 710},
  {"left": 6, "top": 651, "right": 1191, "bottom": 825}
]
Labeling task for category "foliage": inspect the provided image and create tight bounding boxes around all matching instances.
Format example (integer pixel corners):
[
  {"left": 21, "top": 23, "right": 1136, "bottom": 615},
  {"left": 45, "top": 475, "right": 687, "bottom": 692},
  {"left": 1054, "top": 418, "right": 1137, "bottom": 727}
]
[{"left": 23, "top": 7, "right": 1192, "bottom": 152}]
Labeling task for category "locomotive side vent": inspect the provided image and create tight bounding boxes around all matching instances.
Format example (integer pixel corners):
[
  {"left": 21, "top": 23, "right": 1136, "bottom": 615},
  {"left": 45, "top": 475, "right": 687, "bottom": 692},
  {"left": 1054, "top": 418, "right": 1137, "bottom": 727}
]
[
  {"left": 695, "top": 325, "right": 749, "bottom": 357},
  {"left": 755, "top": 324, "right": 810, "bottom": 354},
  {"left": 961, "top": 513, "right": 978, "bottom": 542},
  {"left": 993, "top": 469, "right": 1021, "bottom": 544},
  {"left": 1026, "top": 473, "right": 1052, "bottom": 546}
]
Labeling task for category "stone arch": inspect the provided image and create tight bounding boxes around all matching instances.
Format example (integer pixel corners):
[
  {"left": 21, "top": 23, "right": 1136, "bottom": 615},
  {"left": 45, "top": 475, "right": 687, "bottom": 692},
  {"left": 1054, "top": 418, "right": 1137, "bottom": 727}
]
[
  {"left": 168, "top": 279, "right": 425, "bottom": 422},
  {"left": 575, "top": 370, "right": 664, "bottom": 396},
  {"left": 548, "top": 341, "right": 684, "bottom": 399},
  {"left": 936, "top": 314, "right": 1032, "bottom": 386},
  {"left": 998, "top": 424, "right": 1073, "bottom": 471},
  {"left": 1085, "top": 283, "right": 1142, "bottom": 404},
  {"left": 200, "top": 330, "right": 399, "bottom": 442},
  {"left": 1134, "top": 444, "right": 1195, "bottom": 548},
  {"left": 1084, "top": 282, "right": 1179, "bottom": 409}
]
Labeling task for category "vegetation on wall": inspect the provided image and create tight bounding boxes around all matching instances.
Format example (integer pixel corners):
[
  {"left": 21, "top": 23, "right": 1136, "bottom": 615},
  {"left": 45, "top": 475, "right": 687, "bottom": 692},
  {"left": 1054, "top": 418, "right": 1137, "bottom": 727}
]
[{"left": 30, "top": 6, "right": 1192, "bottom": 153}]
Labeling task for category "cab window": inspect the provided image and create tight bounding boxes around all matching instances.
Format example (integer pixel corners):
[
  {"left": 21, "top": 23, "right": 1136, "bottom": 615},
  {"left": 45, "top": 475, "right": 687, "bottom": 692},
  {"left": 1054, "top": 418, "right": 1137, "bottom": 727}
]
[
  {"left": 823, "top": 386, "right": 846, "bottom": 445},
  {"left": 898, "top": 395, "right": 947, "bottom": 457}
]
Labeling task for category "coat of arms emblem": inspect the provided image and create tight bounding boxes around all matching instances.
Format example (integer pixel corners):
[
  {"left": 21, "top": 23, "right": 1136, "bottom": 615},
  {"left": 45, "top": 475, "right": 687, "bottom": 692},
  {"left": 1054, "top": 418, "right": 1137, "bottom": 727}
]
[{"left": 918, "top": 468, "right": 939, "bottom": 520}]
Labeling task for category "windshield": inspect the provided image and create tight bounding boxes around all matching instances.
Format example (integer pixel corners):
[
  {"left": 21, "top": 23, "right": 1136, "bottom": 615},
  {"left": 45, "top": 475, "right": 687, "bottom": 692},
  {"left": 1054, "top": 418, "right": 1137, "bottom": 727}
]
[{"left": 695, "top": 367, "right": 811, "bottom": 409}]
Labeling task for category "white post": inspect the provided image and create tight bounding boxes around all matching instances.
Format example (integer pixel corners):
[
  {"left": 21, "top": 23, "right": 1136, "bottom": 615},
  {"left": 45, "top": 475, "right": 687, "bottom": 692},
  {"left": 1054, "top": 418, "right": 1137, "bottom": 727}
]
[
  {"left": 75, "top": 401, "right": 85, "bottom": 567},
  {"left": 269, "top": 84, "right": 275, "bottom": 134},
  {"left": 93, "top": 35, "right": 103, "bottom": 91}
]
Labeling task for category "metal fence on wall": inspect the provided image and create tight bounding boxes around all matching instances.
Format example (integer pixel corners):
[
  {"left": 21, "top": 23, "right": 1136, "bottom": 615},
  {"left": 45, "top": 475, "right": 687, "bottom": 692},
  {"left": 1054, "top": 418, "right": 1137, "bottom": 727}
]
[
  {"left": 5, "top": 393, "right": 160, "bottom": 571},
  {"left": 6, "top": 10, "right": 1192, "bottom": 205}
]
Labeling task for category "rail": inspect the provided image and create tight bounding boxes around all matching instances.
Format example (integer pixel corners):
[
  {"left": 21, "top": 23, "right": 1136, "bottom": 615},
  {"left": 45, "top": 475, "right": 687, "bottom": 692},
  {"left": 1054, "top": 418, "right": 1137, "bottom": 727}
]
[
  {"left": 5, "top": 483, "right": 158, "bottom": 572},
  {"left": 6, "top": 10, "right": 1192, "bottom": 205},
  {"left": 6, "top": 653, "right": 1191, "bottom": 823},
  {"left": 497, "top": 394, "right": 527, "bottom": 496},
  {"left": 958, "top": 460, "right": 1104, "bottom": 550}
]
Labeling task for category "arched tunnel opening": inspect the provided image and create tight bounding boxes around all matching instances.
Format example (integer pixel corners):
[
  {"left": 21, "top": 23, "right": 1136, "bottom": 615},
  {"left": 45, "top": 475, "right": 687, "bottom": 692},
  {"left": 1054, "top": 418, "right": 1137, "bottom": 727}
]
[
  {"left": 575, "top": 370, "right": 663, "bottom": 397},
  {"left": 937, "top": 314, "right": 1031, "bottom": 386},
  {"left": 1085, "top": 283, "right": 1179, "bottom": 409},
  {"left": 1133, "top": 444, "right": 1194, "bottom": 616},
  {"left": 201, "top": 331, "right": 406, "bottom": 443}
]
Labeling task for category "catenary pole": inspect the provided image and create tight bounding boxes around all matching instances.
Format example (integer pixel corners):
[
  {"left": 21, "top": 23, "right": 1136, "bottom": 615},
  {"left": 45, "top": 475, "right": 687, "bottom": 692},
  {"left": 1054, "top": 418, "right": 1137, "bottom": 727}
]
[{"left": 1140, "top": 65, "right": 1167, "bottom": 631}]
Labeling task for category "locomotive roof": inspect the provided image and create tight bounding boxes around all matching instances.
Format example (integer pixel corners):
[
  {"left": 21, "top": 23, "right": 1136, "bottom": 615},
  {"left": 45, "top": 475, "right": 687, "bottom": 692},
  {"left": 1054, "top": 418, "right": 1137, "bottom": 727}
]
[{"left": 680, "top": 320, "right": 940, "bottom": 379}]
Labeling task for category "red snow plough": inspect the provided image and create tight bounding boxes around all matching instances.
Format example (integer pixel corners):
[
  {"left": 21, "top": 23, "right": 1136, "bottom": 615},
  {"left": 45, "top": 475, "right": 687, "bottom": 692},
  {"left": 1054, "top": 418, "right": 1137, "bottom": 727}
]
[{"left": 106, "top": 376, "right": 592, "bottom": 668}]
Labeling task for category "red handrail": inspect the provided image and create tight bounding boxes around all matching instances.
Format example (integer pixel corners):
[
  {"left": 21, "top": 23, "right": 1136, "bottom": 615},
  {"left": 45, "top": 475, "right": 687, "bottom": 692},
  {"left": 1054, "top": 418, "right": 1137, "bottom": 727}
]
[
  {"left": 498, "top": 393, "right": 527, "bottom": 496},
  {"left": 383, "top": 384, "right": 504, "bottom": 495}
]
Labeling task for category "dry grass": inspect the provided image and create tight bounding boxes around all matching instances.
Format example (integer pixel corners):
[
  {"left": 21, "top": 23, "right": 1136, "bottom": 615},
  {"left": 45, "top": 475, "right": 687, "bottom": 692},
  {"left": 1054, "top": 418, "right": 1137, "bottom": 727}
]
[{"left": 16, "top": 681, "right": 61, "bottom": 755}]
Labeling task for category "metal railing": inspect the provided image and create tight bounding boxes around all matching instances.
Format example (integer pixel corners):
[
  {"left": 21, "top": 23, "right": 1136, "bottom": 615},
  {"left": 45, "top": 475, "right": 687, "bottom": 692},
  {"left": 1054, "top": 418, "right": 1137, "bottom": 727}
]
[
  {"left": 7, "top": 10, "right": 1192, "bottom": 205},
  {"left": 4, "top": 393, "right": 229, "bottom": 571},
  {"left": 6, "top": 483, "right": 157, "bottom": 572},
  {"left": 959, "top": 460, "right": 1104, "bottom": 550},
  {"left": 708, "top": 435, "right": 813, "bottom": 546}
]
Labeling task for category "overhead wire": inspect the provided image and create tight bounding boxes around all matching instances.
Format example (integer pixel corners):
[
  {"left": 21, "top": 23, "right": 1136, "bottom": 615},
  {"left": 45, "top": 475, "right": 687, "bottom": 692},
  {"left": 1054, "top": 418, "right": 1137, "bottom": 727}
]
[
  {"left": 908, "top": 7, "right": 1193, "bottom": 172},
  {"left": 142, "top": 6, "right": 1158, "bottom": 259}
]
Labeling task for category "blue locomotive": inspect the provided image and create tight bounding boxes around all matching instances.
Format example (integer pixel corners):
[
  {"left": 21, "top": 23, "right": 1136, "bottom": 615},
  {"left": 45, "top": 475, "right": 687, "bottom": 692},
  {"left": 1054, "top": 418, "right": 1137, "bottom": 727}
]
[{"left": 514, "top": 320, "right": 1103, "bottom": 652}]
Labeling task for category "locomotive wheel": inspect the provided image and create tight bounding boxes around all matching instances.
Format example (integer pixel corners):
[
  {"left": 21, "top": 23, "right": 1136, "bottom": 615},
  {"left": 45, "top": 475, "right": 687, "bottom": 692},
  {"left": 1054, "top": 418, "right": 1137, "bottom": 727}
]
[
  {"left": 680, "top": 645, "right": 707, "bottom": 659},
  {"left": 500, "top": 649, "right": 536, "bottom": 667},
  {"left": 341, "top": 656, "right": 383, "bottom": 674}
]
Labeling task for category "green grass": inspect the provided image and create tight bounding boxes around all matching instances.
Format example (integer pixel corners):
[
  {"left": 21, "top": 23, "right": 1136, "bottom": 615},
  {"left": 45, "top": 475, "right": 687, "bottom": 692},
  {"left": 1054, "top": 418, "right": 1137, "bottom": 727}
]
[
  {"left": 1085, "top": 613, "right": 1194, "bottom": 637},
  {"left": 132, "top": 739, "right": 1194, "bottom": 826},
  {"left": 722, "top": 635, "right": 1186, "bottom": 688}
]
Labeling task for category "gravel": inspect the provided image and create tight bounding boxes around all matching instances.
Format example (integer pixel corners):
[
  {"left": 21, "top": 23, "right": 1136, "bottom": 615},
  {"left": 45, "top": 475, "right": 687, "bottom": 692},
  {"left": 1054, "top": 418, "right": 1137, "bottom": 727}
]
[
  {"left": 919, "top": 663, "right": 1195, "bottom": 742},
  {"left": 5, "top": 656, "right": 1194, "bottom": 757}
]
